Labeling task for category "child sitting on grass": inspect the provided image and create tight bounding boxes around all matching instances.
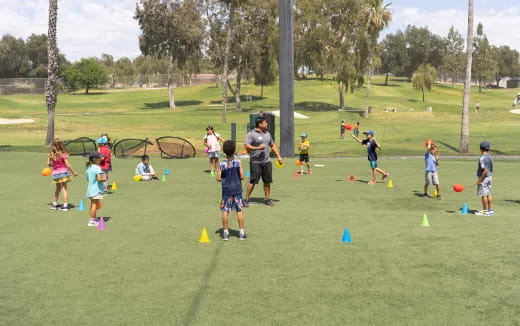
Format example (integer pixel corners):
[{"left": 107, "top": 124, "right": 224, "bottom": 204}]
[
  {"left": 135, "top": 155, "right": 158, "bottom": 181},
  {"left": 217, "top": 140, "right": 246, "bottom": 241}
]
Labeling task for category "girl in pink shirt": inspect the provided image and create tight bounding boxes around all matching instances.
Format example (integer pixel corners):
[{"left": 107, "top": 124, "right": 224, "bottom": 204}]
[{"left": 47, "top": 139, "right": 78, "bottom": 211}]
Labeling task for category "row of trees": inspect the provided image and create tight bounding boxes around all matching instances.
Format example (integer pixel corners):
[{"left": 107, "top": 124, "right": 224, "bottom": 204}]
[
  {"left": 0, "top": 34, "right": 69, "bottom": 78},
  {"left": 381, "top": 24, "right": 520, "bottom": 92}
]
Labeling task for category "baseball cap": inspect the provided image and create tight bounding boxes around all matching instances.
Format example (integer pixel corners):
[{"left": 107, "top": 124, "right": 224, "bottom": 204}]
[
  {"left": 363, "top": 130, "right": 375, "bottom": 136},
  {"left": 300, "top": 133, "right": 307, "bottom": 138},
  {"left": 96, "top": 136, "right": 108, "bottom": 144},
  {"left": 88, "top": 152, "right": 105, "bottom": 161},
  {"left": 479, "top": 141, "right": 491, "bottom": 150}
]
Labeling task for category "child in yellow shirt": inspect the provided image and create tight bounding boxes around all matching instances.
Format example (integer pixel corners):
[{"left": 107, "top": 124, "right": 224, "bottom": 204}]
[{"left": 298, "top": 133, "right": 312, "bottom": 175}]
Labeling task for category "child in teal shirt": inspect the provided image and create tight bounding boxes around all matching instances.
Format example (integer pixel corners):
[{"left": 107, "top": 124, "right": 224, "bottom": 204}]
[{"left": 86, "top": 152, "right": 106, "bottom": 226}]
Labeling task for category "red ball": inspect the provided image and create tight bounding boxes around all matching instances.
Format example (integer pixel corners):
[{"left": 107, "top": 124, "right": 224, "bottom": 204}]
[
  {"left": 453, "top": 184, "right": 464, "bottom": 193},
  {"left": 345, "top": 124, "right": 352, "bottom": 131}
]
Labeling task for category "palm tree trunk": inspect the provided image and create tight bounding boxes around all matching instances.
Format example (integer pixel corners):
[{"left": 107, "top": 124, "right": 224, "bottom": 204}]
[
  {"left": 167, "top": 56, "right": 176, "bottom": 110},
  {"left": 460, "top": 0, "right": 474, "bottom": 154},
  {"left": 385, "top": 72, "right": 389, "bottom": 86},
  {"left": 45, "top": 0, "right": 58, "bottom": 146},
  {"left": 221, "top": 2, "right": 235, "bottom": 123},
  {"left": 364, "top": 39, "right": 376, "bottom": 118},
  {"left": 261, "top": 84, "right": 264, "bottom": 97},
  {"left": 422, "top": 86, "right": 425, "bottom": 102}
]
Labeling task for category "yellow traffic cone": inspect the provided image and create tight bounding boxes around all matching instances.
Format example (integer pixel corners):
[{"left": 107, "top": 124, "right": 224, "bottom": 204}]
[
  {"left": 198, "top": 228, "right": 210, "bottom": 243},
  {"left": 111, "top": 181, "right": 117, "bottom": 191},
  {"left": 387, "top": 180, "right": 394, "bottom": 188},
  {"left": 421, "top": 214, "right": 430, "bottom": 227}
]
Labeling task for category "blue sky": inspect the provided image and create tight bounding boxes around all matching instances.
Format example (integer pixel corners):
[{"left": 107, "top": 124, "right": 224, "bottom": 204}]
[{"left": 0, "top": 0, "right": 518, "bottom": 62}]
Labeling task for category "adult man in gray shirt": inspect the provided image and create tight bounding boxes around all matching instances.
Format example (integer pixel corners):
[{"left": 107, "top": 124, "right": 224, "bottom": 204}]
[{"left": 244, "top": 116, "right": 284, "bottom": 206}]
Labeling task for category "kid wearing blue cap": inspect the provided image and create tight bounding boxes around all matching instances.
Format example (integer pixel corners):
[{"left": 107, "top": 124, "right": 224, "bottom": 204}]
[
  {"left": 352, "top": 130, "right": 389, "bottom": 185},
  {"left": 298, "top": 133, "right": 311, "bottom": 175}
]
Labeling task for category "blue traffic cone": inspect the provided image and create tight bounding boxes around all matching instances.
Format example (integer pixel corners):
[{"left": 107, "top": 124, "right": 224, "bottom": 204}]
[
  {"left": 341, "top": 228, "right": 352, "bottom": 243},
  {"left": 77, "top": 200, "right": 85, "bottom": 211},
  {"left": 461, "top": 203, "right": 468, "bottom": 214},
  {"left": 164, "top": 168, "right": 170, "bottom": 175}
]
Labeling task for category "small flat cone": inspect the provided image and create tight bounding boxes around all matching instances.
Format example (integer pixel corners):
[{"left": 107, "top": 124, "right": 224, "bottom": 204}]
[
  {"left": 111, "top": 182, "right": 117, "bottom": 191},
  {"left": 387, "top": 180, "right": 394, "bottom": 188},
  {"left": 421, "top": 214, "right": 430, "bottom": 227},
  {"left": 349, "top": 176, "right": 355, "bottom": 182},
  {"left": 97, "top": 218, "right": 106, "bottom": 230},
  {"left": 199, "top": 228, "right": 210, "bottom": 243},
  {"left": 77, "top": 200, "right": 85, "bottom": 211},
  {"left": 341, "top": 228, "right": 352, "bottom": 243},
  {"left": 433, "top": 190, "right": 438, "bottom": 198}
]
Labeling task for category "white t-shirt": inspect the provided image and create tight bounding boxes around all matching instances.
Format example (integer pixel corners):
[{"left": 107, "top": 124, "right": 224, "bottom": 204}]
[{"left": 204, "top": 133, "right": 221, "bottom": 152}]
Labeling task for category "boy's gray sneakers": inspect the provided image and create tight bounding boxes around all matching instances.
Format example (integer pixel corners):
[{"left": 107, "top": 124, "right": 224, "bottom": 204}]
[
  {"left": 222, "top": 231, "right": 230, "bottom": 241},
  {"left": 239, "top": 231, "right": 247, "bottom": 240}
]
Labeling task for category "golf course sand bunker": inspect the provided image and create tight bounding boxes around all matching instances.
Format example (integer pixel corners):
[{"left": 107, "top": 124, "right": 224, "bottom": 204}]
[
  {"left": 0, "top": 118, "right": 35, "bottom": 125},
  {"left": 510, "top": 109, "right": 520, "bottom": 114}
]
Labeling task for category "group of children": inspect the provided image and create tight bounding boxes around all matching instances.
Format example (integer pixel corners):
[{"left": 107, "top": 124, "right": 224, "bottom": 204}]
[{"left": 45, "top": 121, "right": 496, "bottom": 234}]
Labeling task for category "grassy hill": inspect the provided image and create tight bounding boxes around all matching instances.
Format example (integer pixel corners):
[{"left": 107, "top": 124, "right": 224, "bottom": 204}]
[{"left": 1, "top": 75, "right": 519, "bottom": 156}]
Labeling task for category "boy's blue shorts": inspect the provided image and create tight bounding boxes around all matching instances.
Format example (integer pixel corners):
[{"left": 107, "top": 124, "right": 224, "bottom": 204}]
[{"left": 369, "top": 160, "right": 378, "bottom": 168}]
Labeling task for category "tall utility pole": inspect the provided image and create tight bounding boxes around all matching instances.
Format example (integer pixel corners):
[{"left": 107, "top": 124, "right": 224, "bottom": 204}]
[
  {"left": 460, "top": 0, "right": 474, "bottom": 153},
  {"left": 278, "top": 0, "right": 295, "bottom": 157}
]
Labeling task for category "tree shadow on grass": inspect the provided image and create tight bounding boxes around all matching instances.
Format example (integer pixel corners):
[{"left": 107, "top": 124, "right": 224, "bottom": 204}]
[
  {"left": 182, "top": 245, "right": 222, "bottom": 325},
  {"left": 436, "top": 141, "right": 460, "bottom": 154},
  {"left": 505, "top": 200, "right": 520, "bottom": 204},
  {"left": 209, "top": 95, "right": 265, "bottom": 104},
  {"left": 72, "top": 92, "right": 109, "bottom": 96},
  {"left": 373, "top": 83, "right": 401, "bottom": 87},
  {"left": 140, "top": 100, "right": 203, "bottom": 109},
  {"left": 294, "top": 101, "right": 338, "bottom": 112},
  {"left": 490, "top": 148, "right": 506, "bottom": 155}
]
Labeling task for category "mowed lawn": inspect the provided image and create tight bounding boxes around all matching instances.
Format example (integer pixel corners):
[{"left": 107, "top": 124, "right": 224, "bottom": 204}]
[
  {"left": 1, "top": 152, "right": 520, "bottom": 325},
  {"left": 1, "top": 76, "right": 520, "bottom": 156}
]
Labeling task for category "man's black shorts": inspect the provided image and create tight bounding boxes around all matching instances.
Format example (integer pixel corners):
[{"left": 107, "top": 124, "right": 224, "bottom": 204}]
[
  {"left": 299, "top": 154, "right": 309, "bottom": 162},
  {"left": 250, "top": 162, "right": 273, "bottom": 184}
]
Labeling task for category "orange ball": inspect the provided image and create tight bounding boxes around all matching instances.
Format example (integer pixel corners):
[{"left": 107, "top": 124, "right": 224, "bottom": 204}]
[
  {"left": 345, "top": 124, "right": 352, "bottom": 131},
  {"left": 41, "top": 167, "right": 52, "bottom": 176},
  {"left": 295, "top": 160, "right": 301, "bottom": 166},
  {"left": 453, "top": 184, "right": 464, "bottom": 193}
]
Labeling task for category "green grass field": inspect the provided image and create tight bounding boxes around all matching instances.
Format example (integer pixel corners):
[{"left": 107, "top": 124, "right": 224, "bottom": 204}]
[
  {"left": 1, "top": 76, "right": 520, "bottom": 156},
  {"left": 2, "top": 152, "right": 520, "bottom": 325}
]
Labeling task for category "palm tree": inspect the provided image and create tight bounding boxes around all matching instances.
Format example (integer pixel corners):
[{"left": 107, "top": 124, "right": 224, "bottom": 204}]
[
  {"left": 460, "top": 0, "right": 474, "bottom": 153},
  {"left": 363, "top": 0, "right": 391, "bottom": 118},
  {"left": 45, "top": 0, "right": 58, "bottom": 145}
]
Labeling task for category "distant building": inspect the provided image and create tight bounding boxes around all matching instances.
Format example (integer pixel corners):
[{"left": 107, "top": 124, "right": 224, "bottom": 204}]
[{"left": 499, "top": 77, "right": 520, "bottom": 88}]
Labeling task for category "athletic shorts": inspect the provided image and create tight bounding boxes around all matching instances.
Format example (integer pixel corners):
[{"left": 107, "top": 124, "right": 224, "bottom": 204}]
[
  {"left": 220, "top": 194, "right": 244, "bottom": 212},
  {"left": 90, "top": 194, "right": 104, "bottom": 200},
  {"left": 477, "top": 176, "right": 492, "bottom": 196},
  {"left": 425, "top": 171, "right": 439, "bottom": 185},
  {"left": 208, "top": 151, "right": 220, "bottom": 158},
  {"left": 250, "top": 162, "right": 273, "bottom": 184},
  {"left": 299, "top": 154, "right": 309, "bottom": 163},
  {"left": 369, "top": 160, "right": 378, "bottom": 169}
]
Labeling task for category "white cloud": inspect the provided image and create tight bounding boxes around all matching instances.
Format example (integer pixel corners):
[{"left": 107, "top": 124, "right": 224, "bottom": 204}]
[
  {"left": 385, "top": 6, "right": 520, "bottom": 52},
  {"left": 0, "top": 0, "right": 141, "bottom": 61}
]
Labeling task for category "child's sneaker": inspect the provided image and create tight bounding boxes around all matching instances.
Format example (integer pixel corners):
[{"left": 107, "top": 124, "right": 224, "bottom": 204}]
[
  {"left": 486, "top": 209, "right": 495, "bottom": 216},
  {"left": 368, "top": 180, "right": 376, "bottom": 185},
  {"left": 264, "top": 199, "right": 274, "bottom": 206},
  {"left": 308, "top": 171, "right": 313, "bottom": 175},
  {"left": 222, "top": 230, "right": 230, "bottom": 241},
  {"left": 50, "top": 204, "right": 59, "bottom": 210},
  {"left": 436, "top": 195, "right": 441, "bottom": 200},
  {"left": 58, "top": 205, "right": 69, "bottom": 211},
  {"left": 239, "top": 230, "right": 247, "bottom": 240},
  {"left": 474, "top": 210, "right": 487, "bottom": 216},
  {"left": 382, "top": 173, "right": 390, "bottom": 180},
  {"left": 87, "top": 219, "right": 99, "bottom": 227}
]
